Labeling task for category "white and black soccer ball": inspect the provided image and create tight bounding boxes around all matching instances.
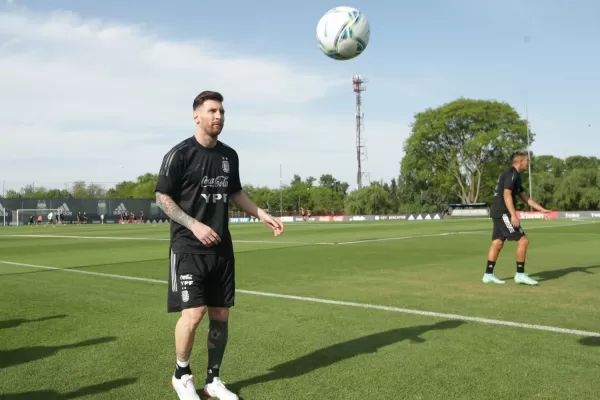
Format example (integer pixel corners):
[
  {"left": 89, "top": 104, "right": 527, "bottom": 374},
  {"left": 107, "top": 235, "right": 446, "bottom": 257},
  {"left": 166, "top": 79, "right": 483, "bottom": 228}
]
[{"left": 316, "top": 6, "right": 370, "bottom": 60}]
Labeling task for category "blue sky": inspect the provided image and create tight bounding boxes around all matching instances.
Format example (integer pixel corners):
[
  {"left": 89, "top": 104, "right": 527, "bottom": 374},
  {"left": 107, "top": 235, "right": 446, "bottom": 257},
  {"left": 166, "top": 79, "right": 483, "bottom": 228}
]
[{"left": 1, "top": 0, "right": 599, "bottom": 193}]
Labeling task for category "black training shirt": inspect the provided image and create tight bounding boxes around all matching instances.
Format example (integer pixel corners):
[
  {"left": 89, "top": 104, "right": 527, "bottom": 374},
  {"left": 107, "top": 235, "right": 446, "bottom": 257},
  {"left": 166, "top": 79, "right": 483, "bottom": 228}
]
[
  {"left": 490, "top": 167, "right": 524, "bottom": 218},
  {"left": 155, "top": 137, "right": 242, "bottom": 254}
]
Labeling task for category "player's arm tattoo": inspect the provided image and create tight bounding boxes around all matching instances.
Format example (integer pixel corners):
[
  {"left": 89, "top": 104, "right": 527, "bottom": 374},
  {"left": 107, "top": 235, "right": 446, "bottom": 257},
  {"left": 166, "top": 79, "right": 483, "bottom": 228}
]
[{"left": 155, "top": 192, "right": 197, "bottom": 229}]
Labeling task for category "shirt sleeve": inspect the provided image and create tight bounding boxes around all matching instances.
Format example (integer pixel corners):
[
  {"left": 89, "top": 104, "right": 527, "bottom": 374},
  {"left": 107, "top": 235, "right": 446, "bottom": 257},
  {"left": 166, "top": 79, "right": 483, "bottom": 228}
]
[
  {"left": 501, "top": 172, "right": 513, "bottom": 191},
  {"left": 228, "top": 151, "right": 242, "bottom": 195},
  {"left": 155, "top": 148, "right": 184, "bottom": 197}
]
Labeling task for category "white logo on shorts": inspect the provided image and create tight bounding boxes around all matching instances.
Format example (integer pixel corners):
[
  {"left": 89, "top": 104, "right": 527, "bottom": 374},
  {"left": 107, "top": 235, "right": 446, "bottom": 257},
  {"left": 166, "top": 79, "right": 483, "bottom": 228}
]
[{"left": 182, "top": 290, "right": 189, "bottom": 303}]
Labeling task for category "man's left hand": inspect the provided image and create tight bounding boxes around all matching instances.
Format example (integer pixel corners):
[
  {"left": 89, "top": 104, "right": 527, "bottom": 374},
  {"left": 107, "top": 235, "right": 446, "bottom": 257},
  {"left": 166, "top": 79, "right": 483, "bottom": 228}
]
[{"left": 258, "top": 211, "right": 284, "bottom": 236}]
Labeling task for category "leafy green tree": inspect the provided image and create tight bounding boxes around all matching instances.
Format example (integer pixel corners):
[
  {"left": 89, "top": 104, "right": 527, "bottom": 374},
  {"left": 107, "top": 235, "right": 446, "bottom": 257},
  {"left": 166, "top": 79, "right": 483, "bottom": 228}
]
[
  {"left": 404, "top": 98, "right": 531, "bottom": 204},
  {"left": 344, "top": 183, "right": 395, "bottom": 214}
]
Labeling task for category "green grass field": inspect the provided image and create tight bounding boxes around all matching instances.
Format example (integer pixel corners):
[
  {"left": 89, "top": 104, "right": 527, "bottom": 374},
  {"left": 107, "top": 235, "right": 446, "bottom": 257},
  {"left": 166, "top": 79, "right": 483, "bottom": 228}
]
[{"left": 1, "top": 218, "right": 599, "bottom": 399}]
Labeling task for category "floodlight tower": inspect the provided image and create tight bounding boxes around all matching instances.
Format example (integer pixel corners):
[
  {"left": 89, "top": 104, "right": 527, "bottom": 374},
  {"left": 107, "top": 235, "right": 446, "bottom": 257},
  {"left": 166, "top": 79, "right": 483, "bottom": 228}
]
[{"left": 353, "top": 74, "right": 368, "bottom": 189}]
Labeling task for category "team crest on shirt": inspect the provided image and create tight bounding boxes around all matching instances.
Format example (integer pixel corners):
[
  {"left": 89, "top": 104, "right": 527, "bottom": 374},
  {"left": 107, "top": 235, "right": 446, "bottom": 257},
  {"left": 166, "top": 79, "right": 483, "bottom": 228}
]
[{"left": 221, "top": 158, "right": 230, "bottom": 173}]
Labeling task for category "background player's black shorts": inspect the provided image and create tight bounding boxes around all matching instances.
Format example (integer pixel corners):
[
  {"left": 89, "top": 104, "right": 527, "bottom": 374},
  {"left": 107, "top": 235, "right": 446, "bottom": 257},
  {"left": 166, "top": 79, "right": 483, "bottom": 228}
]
[
  {"left": 492, "top": 214, "right": 526, "bottom": 241},
  {"left": 167, "top": 250, "right": 235, "bottom": 313}
]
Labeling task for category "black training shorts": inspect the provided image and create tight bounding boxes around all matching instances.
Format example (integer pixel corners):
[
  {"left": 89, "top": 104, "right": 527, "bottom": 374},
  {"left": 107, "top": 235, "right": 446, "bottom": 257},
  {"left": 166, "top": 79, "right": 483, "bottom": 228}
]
[
  {"left": 167, "top": 250, "right": 235, "bottom": 312},
  {"left": 492, "top": 214, "right": 526, "bottom": 241}
]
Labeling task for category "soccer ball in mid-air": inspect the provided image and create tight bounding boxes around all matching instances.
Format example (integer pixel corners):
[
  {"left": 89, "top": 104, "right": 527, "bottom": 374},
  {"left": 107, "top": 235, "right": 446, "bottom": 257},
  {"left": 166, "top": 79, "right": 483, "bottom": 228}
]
[{"left": 316, "top": 6, "right": 370, "bottom": 60}]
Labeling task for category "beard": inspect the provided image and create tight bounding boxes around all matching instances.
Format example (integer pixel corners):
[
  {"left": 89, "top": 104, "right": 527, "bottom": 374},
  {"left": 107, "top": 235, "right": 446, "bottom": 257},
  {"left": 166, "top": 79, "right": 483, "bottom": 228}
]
[{"left": 205, "top": 123, "right": 223, "bottom": 137}]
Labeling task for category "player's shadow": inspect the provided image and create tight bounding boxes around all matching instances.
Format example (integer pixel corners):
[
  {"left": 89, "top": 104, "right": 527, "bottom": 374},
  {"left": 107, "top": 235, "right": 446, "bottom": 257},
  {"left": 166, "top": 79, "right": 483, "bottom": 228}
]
[
  {"left": 0, "top": 314, "right": 67, "bottom": 330},
  {"left": 579, "top": 336, "right": 600, "bottom": 347},
  {"left": 501, "top": 265, "right": 600, "bottom": 282},
  {"left": 0, "top": 378, "right": 138, "bottom": 399},
  {"left": 531, "top": 265, "right": 598, "bottom": 282},
  {"left": 225, "top": 319, "right": 466, "bottom": 398},
  {"left": 0, "top": 336, "right": 117, "bottom": 369}
]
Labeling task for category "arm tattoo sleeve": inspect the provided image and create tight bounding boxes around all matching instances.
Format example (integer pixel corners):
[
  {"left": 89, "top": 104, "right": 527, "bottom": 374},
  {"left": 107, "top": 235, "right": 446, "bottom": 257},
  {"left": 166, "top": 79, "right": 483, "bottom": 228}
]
[{"left": 156, "top": 192, "right": 197, "bottom": 229}]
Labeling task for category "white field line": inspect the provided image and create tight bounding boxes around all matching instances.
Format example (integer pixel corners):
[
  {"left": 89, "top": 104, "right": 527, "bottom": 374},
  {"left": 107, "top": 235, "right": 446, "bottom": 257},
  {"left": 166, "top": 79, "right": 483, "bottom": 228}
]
[
  {"left": 0, "top": 234, "right": 334, "bottom": 245},
  {"left": 0, "top": 259, "right": 598, "bottom": 338},
  {"left": 336, "top": 221, "right": 598, "bottom": 245},
  {"left": 1, "top": 221, "right": 596, "bottom": 246}
]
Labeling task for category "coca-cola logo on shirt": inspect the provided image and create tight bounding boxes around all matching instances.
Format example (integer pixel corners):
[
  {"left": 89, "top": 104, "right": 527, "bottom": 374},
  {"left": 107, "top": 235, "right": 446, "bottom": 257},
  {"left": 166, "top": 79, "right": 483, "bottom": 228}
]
[{"left": 201, "top": 176, "right": 229, "bottom": 188}]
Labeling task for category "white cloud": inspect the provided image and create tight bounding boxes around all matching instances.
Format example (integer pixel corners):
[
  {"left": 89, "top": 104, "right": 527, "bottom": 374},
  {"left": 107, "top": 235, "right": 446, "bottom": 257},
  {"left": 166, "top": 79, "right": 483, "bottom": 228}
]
[{"left": 0, "top": 7, "right": 409, "bottom": 192}]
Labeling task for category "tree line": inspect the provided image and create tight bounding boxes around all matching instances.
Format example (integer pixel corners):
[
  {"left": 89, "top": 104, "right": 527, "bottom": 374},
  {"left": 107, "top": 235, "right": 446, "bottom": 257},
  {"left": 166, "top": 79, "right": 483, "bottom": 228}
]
[{"left": 3, "top": 98, "right": 599, "bottom": 213}]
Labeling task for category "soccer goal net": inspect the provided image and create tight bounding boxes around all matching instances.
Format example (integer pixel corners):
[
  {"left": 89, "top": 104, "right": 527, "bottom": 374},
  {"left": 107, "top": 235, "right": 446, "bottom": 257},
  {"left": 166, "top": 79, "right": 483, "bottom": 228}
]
[{"left": 14, "top": 209, "right": 62, "bottom": 226}]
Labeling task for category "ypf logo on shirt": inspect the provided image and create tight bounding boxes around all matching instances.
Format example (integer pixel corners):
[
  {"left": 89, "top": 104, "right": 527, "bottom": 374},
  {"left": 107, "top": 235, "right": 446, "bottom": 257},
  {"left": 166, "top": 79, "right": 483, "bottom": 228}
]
[{"left": 201, "top": 193, "right": 228, "bottom": 203}]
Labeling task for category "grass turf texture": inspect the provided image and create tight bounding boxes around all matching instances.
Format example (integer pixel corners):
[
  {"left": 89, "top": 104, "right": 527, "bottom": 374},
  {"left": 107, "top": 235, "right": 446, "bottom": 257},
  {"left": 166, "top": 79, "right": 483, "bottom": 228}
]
[{"left": 0, "top": 218, "right": 599, "bottom": 399}]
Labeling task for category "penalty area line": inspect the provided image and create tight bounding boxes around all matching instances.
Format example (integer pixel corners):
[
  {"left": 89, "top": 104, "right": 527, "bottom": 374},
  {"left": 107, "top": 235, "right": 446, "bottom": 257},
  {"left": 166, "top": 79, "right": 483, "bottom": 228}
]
[{"left": 0, "top": 259, "right": 598, "bottom": 339}]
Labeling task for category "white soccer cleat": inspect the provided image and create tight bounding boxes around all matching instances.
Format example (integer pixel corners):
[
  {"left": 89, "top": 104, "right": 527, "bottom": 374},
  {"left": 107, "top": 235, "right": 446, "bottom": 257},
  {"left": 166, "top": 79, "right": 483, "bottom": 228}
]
[
  {"left": 171, "top": 374, "right": 201, "bottom": 400},
  {"left": 482, "top": 273, "right": 505, "bottom": 284},
  {"left": 203, "top": 377, "right": 239, "bottom": 400},
  {"left": 514, "top": 273, "right": 539, "bottom": 285}
]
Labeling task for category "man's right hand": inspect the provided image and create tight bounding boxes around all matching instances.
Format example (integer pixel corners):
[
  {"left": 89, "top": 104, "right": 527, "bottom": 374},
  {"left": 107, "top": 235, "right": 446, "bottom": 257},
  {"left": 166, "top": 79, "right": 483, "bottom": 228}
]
[
  {"left": 191, "top": 222, "right": 221, "bottom": 246},
  {"left": 511, "top": 214, "right": 520, "bottom": 227}
]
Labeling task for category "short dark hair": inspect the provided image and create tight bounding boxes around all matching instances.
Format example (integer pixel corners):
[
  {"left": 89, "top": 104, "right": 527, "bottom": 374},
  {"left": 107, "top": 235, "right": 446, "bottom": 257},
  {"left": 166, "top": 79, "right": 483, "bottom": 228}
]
[
  {"left": 511, "top": 150, "right": 529, "bottom": 162},
  {"left": 193, "top": 91, "right": 224, "bottom": 110}
]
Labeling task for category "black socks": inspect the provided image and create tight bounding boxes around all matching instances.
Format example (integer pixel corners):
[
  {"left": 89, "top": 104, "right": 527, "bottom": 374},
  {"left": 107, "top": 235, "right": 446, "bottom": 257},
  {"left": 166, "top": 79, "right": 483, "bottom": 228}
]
[
  {"left": 175, "top": 360, "right": 191, "bottom": 379},
  {"left": 173, "top": 319, "right": 229, "bottom": 383},
  {"left": 206, "top": 319, "right": 229, "bottom": 384},
  {"left": 486, "top": 261, "right": 525, "bottom": 274}
]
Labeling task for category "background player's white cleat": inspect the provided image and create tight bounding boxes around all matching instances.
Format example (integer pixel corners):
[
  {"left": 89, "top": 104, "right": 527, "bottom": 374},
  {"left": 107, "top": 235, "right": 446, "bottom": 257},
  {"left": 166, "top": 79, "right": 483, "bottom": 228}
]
[
  {"left": 171, "top": 374, "right": 201, "bottom": 400},
  {"left": 514, "top": 273, "right": 539, "bottom": 285},
  {"left": 482, "top": 273, "right": 505, "bottom": 284},
  {"left": 203, "top": 377, "right": 239, "bottom": 400}
]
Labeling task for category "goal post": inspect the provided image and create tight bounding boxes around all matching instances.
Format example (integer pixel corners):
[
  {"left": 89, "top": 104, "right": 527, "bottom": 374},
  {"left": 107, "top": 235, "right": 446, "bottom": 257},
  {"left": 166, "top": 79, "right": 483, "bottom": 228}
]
[{"left": 14, "top": 209, "right": 61, "bottom": 226}]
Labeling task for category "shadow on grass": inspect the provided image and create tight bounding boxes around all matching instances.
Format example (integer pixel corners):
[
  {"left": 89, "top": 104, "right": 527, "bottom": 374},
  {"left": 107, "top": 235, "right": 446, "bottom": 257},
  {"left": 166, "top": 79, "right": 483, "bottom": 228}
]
[
  {"left": 225, "top": 319, "right": 466, "bottom": 398},
  {"left": 501, "top": 265, "right": 600, "bottom": 282},
  {"left": 0, "top": 378, "right": 138, "bottom": 399},
  {"left": 0, "top": 314, "right": 67, "bottom": 330},
  {"left": 0, "top": 336, "right": 117, "bottom": 369},
  {"left": 579, "top": 336, "right": 600, "bottom": 347}
]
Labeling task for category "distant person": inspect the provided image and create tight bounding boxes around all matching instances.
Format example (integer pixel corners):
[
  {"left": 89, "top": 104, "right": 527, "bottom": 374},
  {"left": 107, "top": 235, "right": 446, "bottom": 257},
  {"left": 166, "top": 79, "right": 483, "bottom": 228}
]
[
  {"left": 155, "top": 90, "right": 283, "bottom": 400},
  {"left": 482, "top": 150, "right": 551, "bottom": 286}
]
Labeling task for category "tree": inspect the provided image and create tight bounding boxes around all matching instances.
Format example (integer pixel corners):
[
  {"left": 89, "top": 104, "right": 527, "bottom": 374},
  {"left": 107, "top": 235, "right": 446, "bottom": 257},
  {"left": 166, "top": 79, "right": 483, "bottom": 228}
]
[
  {"left": 404, "top": 98, "right": 531, "bottom": 204},
  {"left": 344, "top": 183, "right": 395, "bottom": 215}
]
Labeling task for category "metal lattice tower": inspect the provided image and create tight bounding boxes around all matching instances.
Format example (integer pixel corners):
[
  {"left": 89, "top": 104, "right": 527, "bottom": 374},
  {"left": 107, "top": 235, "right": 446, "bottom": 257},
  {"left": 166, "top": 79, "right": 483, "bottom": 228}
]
[{"left": 352, "top": 74, "right": 368, "bottom": 189}]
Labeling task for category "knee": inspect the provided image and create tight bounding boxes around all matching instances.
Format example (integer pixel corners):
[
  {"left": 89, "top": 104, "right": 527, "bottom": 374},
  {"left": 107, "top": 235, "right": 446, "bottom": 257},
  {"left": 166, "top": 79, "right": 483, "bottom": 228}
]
[
  {"left": 518, "top": 236, "right": 530, "bottom": 248},
  {"left": 208, "top": 307, "right": 230, "bottom": 322},
  {"left": 492, "top": 239, "right": 504, "bottom": 250},
  {"left": 182, "top": 306, "right": 206, "bottom": 329}
]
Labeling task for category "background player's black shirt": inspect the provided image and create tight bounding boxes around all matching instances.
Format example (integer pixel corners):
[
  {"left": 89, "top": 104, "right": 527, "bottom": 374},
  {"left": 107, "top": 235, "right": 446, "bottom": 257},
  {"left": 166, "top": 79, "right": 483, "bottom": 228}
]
[
  {"left": 490, "top": 167, "right": 524, "bottom": 218},
  {"left": 155, "top": 137, "right": 242, "bottom": 254}
]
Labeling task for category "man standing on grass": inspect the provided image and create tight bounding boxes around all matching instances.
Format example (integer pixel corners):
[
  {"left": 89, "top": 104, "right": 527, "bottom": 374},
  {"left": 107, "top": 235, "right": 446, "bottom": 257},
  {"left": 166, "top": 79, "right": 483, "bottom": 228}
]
[
  {"left": 155, "top": 90, "right": 284, "bottom": 400},
  {"left": 482, "top": 150, "right": 551, "bottom": 286}
]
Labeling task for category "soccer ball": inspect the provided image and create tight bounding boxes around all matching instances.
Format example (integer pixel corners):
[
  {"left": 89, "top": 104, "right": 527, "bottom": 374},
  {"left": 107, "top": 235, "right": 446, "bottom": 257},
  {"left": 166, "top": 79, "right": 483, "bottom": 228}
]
[{"left": 316, "top": 6, "right": 370, "bottom": 60}]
